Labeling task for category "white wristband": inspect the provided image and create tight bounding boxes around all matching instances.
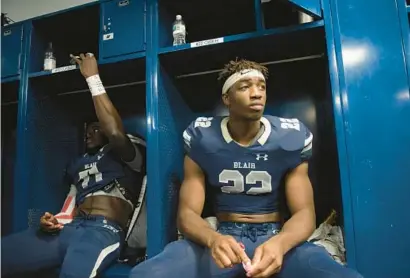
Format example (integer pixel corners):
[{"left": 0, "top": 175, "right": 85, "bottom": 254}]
[{"left": 86, "top": 74, "right": 106, "bottom": 97}]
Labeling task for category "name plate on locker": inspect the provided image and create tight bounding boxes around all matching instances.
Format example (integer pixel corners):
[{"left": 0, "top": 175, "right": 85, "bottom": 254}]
[
  {"left": 190, "top": 37, "right": 224, "bottom": 48},
  {"left": 51, "top": 65, "right": 77, "bottom": 74}
]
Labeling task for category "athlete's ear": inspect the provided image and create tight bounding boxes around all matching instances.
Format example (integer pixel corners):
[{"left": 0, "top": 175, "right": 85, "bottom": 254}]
[{"left": 222, "top": 93, "right": 230, "bottom": 107}]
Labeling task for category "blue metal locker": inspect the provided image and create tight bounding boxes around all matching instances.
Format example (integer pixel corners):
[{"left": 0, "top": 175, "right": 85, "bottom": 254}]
[
  {"left": 100, "top": 0, "right": 146, "bottom": 59},
  {"left": 288, "top": 0, "right": 322, "bottom": 17},
  {"left": 1, "top": 24, "right": 23, "bottom": 78},
  {"left": 323, "top": 0, "right": 410, "bottom": 276}
]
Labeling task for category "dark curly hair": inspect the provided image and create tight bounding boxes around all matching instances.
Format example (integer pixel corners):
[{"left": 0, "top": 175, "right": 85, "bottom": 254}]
[{"left": 218, "top": 58, "right": 269, "bottom": 84}]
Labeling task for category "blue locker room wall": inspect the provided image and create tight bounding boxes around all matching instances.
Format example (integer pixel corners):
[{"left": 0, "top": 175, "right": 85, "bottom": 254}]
[{"left": 1, "top": 0, "right": 410, "bottom": 277}]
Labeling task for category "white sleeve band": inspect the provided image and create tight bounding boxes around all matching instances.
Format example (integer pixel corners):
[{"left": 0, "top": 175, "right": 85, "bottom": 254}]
[{"left": 86, "top": 74, "right": 106, "bottom": 97}]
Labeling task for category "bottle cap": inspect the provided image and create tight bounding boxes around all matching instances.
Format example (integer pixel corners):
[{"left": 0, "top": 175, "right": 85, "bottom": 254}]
[{"left": 176, "top": 15, "right": 182, "bottom": 20}]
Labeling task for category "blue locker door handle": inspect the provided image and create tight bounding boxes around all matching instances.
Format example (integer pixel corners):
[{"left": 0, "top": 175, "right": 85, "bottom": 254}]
[{"left": 118, "top": 0, "right": 130, "bottom": 7}]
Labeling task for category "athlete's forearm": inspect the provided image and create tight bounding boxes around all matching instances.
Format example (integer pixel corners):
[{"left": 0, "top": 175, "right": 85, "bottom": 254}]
[
  {"left": 178, "top": 209, "right": 221, "bottom": 248},
  {"left": 92, "top": 93, "right": 125, "bottom": 137},
  {"left": 77, "top": 56, "right": 125, "bottom": 137},
  {"left": 274, "top": 208, "right": 315, "bottom": 254}
]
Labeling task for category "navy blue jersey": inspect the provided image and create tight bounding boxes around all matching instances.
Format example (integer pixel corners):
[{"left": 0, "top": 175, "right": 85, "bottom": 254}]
[
  {"left": 183, "top": 116, "right": 313, "bottom": 214},
  {"left": 66, "top": 144, "right": 145, "bottom": 205}
]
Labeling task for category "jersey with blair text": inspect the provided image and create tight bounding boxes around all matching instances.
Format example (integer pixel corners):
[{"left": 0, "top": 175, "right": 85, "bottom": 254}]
[
  {"left": 66, "top": 144, "right": 144, "bottom": 205},
  {"left": 183, "top": 116, "right": 313, "bottom": 214}
]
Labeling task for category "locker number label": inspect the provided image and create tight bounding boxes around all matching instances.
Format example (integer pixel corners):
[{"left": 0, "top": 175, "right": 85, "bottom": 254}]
[
  {"left": 191, "top": 37, "right": 224, "bottom": 48},
  {"left": 51, "top": 65, "right": 76, "bottom": 74}
]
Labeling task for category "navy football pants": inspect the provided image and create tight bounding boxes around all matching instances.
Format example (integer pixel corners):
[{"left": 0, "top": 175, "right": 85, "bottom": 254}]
[
  {"left": 130, "top": 222, "right": 364, "bottom": 278},
  {"left": 1, "top": 214, "right": 123, "bottom": 278}
]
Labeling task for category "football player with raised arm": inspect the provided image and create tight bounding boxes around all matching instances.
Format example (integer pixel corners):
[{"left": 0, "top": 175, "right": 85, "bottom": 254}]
[
  {"left": 2, "top": 53, "right": 146, "bottom": 278},
  {"left": 130, "top": 59, "right": 362, "bottom": 278}
]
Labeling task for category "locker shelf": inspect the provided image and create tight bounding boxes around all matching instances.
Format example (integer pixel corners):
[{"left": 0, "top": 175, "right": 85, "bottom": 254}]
[
  {"left": 98, "top": 51, "right": 146, "bottom": 65},
  {"left": 158, "top": 0, "right": 256, "bottom": 48},
  {"left": 28, "top": 57, "right": 146, "bottom": 96},
  {"left": 28, "top": 65, "right": 79, "bottom": 79},
  {"left": 29, "top": 3, "right": 100, "bottom": 74},
  {"left": 159, "top": 20, "right": 324, "bottom": 76},
  {"left": 1, "top": 75, "right": 20, "bottom": 83}
]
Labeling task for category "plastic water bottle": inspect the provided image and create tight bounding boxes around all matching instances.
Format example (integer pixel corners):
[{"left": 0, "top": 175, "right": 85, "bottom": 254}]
[
  {"left": 172, "top": 15, "right": 186, "bottom": 46},
  {"left": 44, "top": 42, "right": 56, "bottom": 71}
]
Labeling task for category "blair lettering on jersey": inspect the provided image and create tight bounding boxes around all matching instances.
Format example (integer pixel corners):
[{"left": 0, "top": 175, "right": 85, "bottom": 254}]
[
  {"left": 84, "top": 162, "right": 97, "bottom": 170},
  {"left": 233, "top": 162, "right": 255, "bottom": 169}
]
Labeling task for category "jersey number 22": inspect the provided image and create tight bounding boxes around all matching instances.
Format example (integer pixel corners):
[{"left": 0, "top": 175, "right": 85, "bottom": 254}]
[{"left": 219, "top": 170, "right": 272, "bottom": 194}]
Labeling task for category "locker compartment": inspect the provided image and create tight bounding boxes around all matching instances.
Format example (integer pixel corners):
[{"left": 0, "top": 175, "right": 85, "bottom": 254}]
[
  {"left": 1, "top": 81, "right": 19, "bottom": 236},
  {"left": 261, "top": 0, "right": 320, "bottom": 29},
  {"left": 158, "top": 0, "right": 256, "bottom": 48},
  {"left": 286, "top": 0, "right": 322, "bottom": 18},
  {"left": 156, "top": 32, "right": 347, "bottom": 250},
  {"left": 24, "top": 60, "right": 146, "bottom": 228},
  {"left": 100, "top": 0, "right": 146, "bottom": 60},
  {"left": 1, "top": 24, "right": 23, "bottom": 78},
  {"left": 159, "top": 23, "right": 324, "bottom": 76},
  {"left": 29, "top": 4, "right": 100, "bottom": 74}
]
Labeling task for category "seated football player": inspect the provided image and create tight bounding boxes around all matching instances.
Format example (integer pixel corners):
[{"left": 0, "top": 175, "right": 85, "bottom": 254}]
[
  {"left": 1, "top": 53, "right": 146, "bottom": 278},
  {"left": 129, "top": 59, "right": 363, "bottom": 278}
]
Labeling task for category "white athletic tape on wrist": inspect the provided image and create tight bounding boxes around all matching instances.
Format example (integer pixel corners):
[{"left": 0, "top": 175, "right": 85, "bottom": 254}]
[
  {"left": 86, "top": 74, "right": 106, "bottom": 97},
  {"left": 222, "top": 69, "right": 265, "bottom": 95}
]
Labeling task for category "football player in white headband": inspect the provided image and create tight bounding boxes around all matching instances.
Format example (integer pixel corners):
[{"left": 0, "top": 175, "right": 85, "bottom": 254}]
[{"left": 129, "top": 58, "right": 362, "bottom": 278}]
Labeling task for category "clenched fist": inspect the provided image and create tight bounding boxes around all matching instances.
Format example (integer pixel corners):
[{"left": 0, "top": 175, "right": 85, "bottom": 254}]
[
  {"left": 70, "top": 53, "right": 99, "bottom": 78},
  {"left": 40, "top": 212, "right": 64, "bottom": 233}
]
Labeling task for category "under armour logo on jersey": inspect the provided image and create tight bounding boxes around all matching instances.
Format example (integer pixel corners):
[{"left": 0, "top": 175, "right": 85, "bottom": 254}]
[{"left": 256, "top": 154, "right": 268, "bottom": 161}]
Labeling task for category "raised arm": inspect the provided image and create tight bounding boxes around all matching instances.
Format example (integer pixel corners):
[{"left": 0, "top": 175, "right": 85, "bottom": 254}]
[{"left": 72, "top": 53, "right": 141, "bottom": 169}]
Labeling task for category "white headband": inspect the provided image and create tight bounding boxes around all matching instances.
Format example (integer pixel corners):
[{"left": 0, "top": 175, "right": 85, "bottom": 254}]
[{"left": 222, "top": 69, "right": 265, "bottom": 95}]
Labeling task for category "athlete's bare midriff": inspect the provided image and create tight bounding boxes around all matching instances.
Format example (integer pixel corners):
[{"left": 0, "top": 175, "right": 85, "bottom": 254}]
[
  {"left": 216, "top": 211, "right": 282, "bottom": 224},
  {"left": 76, "top": 195, "right": 133, "bottom": 229}
]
